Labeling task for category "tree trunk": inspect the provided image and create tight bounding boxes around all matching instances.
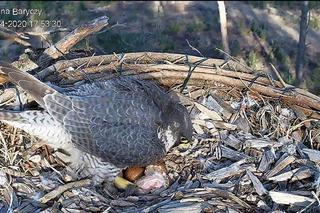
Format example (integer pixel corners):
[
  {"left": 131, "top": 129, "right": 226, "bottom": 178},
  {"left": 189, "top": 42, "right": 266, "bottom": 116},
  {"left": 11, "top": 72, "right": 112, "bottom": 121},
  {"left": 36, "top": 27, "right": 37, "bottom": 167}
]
[
  {"left": 295, "top": 1, "right": 309, "bottom": 87},
  {"left": 217, "top": 1, "right": 230, "bottom": 58}
]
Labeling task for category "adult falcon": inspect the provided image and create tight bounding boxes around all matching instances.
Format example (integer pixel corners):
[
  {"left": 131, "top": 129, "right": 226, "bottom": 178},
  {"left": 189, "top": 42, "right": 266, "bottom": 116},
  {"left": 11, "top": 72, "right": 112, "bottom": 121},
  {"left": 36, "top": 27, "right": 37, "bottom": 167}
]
[{"left": 0, "top": 62, "right": 193, "bottom": 189}]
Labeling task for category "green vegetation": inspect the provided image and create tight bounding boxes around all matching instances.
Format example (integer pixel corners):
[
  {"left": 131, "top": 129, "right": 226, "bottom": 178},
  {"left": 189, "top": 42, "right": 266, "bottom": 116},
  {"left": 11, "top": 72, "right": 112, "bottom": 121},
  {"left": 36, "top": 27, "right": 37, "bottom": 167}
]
[
  {"left": 250, "top": 22, "right": 268, "bottom": 41},
  {"left": 247, "top": 51, "right": 261, "bottom": 70},
  {"left": 159, "top": 36, "right": 176, "bottom": 52},
  {"left": 247, "top": 1, "right": 300, "bottom": 10},
  {"left": 187, "top": 19, "right": 206, "bottom": 33},
  {"left": 230, "top": 40, "right": 241, "bottom": 56},
  {"left": 165, "top": 21, "right": 183, "bottom": 35},
  {"left": 310, "top": 15, "right": 320, "bottom": 31},
  {"left": 238, "top": 20, "right": 251, "bottom": 37},
  {"left": 247, "top": 1, "right": 268, "bottom": 9},
  {"left": 308, "top": 67, "right": 320, "bottom": 94},
  {"left": 270, "top": 43, "right": 293, "bottom": 84}
]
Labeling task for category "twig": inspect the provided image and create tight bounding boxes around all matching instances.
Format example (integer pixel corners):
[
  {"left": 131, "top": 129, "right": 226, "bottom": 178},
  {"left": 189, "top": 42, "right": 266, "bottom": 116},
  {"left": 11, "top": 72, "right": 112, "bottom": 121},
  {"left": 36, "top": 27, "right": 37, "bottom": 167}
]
[
  {"left": 286, "top": 119, "right": 319, "bottom": 137},
  {"left": 269, "top": 63, "right": 287, "bottom": 88},
  {"left": 186, "top": 39, "right": 204, "bottom": 57},
  {"left": 96, "top": 21, "right": 127, "bottom": 34},
  {"left": 180, "top": 56, "right": 208, "bottom": 92},
  {"left": 39, "top": 179, "right": 91, "bottom": 203}
]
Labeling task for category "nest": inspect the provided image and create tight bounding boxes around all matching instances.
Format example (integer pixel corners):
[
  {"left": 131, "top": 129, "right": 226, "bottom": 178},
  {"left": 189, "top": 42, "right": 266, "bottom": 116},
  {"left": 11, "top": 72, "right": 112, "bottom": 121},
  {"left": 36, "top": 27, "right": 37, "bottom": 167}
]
[{"left": 1, "top": 16, "right": 320, "bottom": 213}]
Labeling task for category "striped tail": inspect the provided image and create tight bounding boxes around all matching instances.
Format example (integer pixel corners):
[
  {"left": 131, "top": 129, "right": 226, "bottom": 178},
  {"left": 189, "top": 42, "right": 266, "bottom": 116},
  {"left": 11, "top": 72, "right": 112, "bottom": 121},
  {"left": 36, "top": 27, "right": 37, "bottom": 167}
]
[{"left": 0, "top": 110, "right": 70, "bottom": 149}]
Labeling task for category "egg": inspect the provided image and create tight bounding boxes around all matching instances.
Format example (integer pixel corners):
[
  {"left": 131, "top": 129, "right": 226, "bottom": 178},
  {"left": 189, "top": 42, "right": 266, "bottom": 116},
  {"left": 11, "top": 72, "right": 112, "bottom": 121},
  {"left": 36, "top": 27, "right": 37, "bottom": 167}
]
[{"left": 124, "top": 166, "right": 145, "bottom": 182}]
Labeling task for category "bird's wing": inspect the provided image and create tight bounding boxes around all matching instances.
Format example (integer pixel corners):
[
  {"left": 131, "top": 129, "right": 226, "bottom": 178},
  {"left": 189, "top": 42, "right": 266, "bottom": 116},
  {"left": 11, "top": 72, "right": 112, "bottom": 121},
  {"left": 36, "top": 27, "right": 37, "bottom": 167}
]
[
  {"left": 91, "top": 123, "right": 166, "bottom": 167},
  {"left": 44, "top": 80, "right": 167, "bottom": 167}
]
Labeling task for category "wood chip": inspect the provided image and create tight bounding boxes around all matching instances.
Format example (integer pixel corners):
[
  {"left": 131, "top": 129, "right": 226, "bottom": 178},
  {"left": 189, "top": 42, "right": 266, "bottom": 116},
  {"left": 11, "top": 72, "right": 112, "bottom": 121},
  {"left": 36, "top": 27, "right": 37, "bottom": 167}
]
[
  {"left": 220, "top": 145, "right": 249, "bottom": 161},
  {"left": 223, "top": 134, "right": 242, "bottom": 150},
  {"left": 302, "top": 149, "right": 320, "bottom": 163},
  {"left": 243, "top": 139, "right": 282, "bottom": 149},
  {"left": 212, "top": 121, "right": 237, "bottom": 130},
  {"left": 1, "top": 167, "right": 26, "bottom": 177},
  {"left": 268, "top": 168, "right": 299, "bottom": 182},
  {"left": 0, "top": 170, "right": 8, "bottom": 186},
  {"left": 204, "top": 187, "right": 251, "bottom": 209},
  {"left": 110, "top": 199, "right": 136, "bottom": 207},
  {"left": 291, "top": 167, "right": 314, "bottom": 182},
  {"left": 246, "top": 170, "right": 267, "bottom": 196},
  {"left": 258, "top": 149, "right": 276, "bottom": 172},
  {"left": 269, "top": 191, "right": 315, "bottom": 205},
  {"left": 205, "top": 160, "right": 255, "bottom": 183},
  {"left": 159, "top": 201, "right": 203, "bottom": 213},
  {"left": 192, "top": 123, "right": 204, "bottom": 134},
  {"left": 208, "top": 93, "right": 234, "bottom": 119},
  {"left": 265, "top": 155, "right": 295, "bottom": 179},
  {"left": 194, "top": 102, "right": 223, "bottom": 121},
  {"left": 192, "top": 119, "right": 207, "bottom": 127}
]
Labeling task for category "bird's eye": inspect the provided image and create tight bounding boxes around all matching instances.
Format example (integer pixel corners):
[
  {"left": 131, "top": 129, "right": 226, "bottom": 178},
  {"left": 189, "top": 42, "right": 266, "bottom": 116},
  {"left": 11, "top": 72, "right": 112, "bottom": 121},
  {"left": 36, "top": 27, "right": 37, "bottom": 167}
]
[{"left": 180, "top": 136, "right": 188, "bottom": 143}]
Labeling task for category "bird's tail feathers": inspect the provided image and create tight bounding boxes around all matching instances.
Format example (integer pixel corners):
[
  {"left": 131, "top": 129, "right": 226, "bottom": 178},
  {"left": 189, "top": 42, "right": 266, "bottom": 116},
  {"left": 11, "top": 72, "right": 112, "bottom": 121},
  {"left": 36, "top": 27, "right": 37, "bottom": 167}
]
[{"left": 0, "top": 61, "right": 55, "bottom": 107}]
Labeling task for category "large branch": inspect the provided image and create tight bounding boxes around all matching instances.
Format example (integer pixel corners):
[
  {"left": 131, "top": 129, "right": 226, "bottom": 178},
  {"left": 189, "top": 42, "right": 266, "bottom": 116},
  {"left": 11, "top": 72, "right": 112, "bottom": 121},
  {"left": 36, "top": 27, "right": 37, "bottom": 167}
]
[
  {"left": 37, "top": 16, "right": 109, "bottom": 67},
  {"left": 36, "top": 52, "right": 255, "bottom": 80}
]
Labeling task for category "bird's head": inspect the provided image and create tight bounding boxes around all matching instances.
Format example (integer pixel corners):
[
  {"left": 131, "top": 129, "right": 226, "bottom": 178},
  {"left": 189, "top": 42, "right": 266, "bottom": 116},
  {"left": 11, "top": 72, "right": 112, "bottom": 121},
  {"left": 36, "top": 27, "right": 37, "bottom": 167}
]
[{"left": 159, "top": 102, "right": 193, "bottom": 151}]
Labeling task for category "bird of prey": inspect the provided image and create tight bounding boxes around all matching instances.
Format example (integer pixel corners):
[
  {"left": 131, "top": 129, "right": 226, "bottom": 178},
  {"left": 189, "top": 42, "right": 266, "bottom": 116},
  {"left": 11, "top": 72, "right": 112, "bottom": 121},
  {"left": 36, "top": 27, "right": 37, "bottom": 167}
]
[{"left": 0, "top": 62, "right": 193, "bottom": 186}]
